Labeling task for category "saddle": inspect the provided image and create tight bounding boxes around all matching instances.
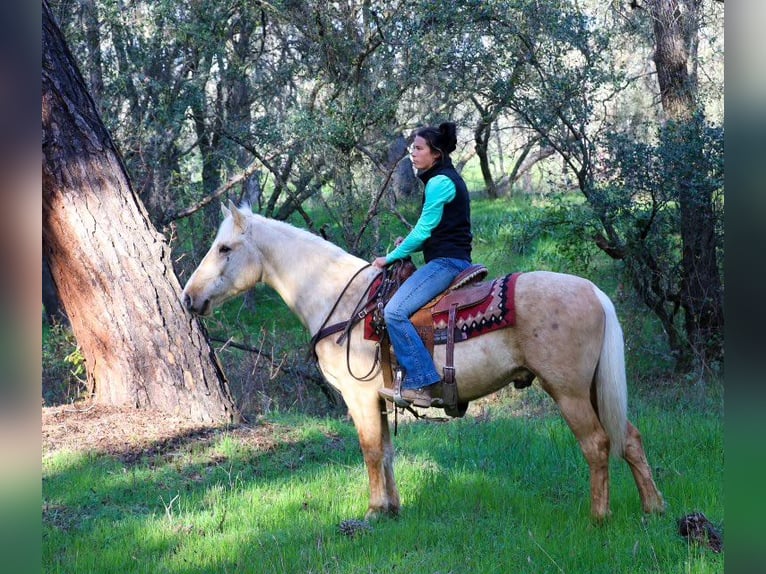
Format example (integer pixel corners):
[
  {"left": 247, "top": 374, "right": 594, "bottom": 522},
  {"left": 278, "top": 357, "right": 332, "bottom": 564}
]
[
  {"left": 309, "top": 259, "right": 521, "bottom": 418},
  {"left": 362, "top": 261, "right": 490, "bottom": 342},
  {"left": 364, "top": 261, "right": 522, "bottom": 418}
]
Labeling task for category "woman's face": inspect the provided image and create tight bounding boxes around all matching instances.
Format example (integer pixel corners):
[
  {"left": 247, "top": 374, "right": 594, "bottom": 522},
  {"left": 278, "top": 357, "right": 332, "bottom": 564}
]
[{"left": 409, "top": 135, "right": 441, "bottom": 171}]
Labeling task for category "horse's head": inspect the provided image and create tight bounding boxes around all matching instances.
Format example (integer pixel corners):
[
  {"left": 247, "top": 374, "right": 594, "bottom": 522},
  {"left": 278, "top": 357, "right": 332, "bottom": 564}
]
[{"left": 182, "top": 200, "right": 262, "bottom": 316}]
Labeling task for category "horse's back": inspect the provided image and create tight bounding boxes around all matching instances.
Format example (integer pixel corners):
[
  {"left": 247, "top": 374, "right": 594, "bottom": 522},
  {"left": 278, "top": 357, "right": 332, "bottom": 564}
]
[
  {"left": 512, "top": 270, "right": 606, "bottom": 390},
  {"left": 516, "top": 269, "right": 598, "bottom": 301}
]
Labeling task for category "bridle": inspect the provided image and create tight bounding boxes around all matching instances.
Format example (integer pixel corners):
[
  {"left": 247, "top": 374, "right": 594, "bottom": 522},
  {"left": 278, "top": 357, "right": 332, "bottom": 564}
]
[
  {"left": 308, "top": 260, "right": 409, "bottom": 381},
  {"left": 307, "top": 263, "right": 381, "bottom": 380}
]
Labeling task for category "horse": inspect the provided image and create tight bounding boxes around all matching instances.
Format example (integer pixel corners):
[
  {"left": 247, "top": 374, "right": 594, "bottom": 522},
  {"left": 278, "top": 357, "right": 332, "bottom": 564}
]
[{"left": 182, "top": 201, "right": 665, "bottom": 521}]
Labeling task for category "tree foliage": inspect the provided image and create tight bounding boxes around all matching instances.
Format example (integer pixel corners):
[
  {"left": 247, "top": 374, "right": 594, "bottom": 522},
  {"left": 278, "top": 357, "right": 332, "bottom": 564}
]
[
  {"left": 595, "top": 113, "right": 723, "bottom": 368},
  {"left": 47, "top": 0, "right": 724, "bottom": 375}
]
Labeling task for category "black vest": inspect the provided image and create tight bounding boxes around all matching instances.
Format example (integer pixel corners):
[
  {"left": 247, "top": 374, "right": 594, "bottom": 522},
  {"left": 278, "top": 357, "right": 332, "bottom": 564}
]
[{"left": 418, "top": 158, "right": 472, "bottom": 263}]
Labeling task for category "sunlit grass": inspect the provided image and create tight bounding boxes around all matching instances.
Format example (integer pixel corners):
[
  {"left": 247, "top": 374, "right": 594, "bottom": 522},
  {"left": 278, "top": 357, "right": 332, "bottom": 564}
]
[{"left": 43, "top": 383, "right": 723, "bottom": 573}]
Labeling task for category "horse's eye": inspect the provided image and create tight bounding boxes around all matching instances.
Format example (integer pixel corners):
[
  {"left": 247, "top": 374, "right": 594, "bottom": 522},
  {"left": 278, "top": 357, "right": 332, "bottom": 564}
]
[{"left": 218, "top": 245, "right": 232, "bottom": 255}]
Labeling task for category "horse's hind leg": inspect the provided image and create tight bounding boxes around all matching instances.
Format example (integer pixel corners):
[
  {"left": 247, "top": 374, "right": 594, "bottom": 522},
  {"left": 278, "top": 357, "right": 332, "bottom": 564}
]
[
  {"left": 554, "top": 394, "right": 612, "bottom": 521},
  {"left": 623, "top": 421, "right": 665, "bottom": 514}
]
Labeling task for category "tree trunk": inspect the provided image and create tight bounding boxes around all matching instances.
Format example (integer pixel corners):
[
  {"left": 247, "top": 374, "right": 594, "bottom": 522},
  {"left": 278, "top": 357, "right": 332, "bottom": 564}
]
[
  {"left": 475, "top": 122, "right": 499, "bottom": 199},
  {"left": 650, "top": 0, "right": 696, "bottom": 121},
  {"left": 472, "top": 105, "right": 499, "bottom": 199},
  {"left": 42, "top": 1, "right": 239, "bottom": 424},
  {"left": 649, "top": 0, "right": 724, "bottom": 367},
  {"left": 672, "top": 117, "right": 724, "bottom": 366}
]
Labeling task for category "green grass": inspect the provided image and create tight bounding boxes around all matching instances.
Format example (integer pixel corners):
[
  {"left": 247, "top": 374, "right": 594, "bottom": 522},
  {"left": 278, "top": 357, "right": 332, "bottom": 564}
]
[{"left": 43, "top": 385, "right": 723, "bottom": 573}]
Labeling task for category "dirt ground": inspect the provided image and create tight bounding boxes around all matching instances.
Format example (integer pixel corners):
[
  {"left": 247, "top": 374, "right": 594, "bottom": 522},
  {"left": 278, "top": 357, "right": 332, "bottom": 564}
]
[
  {"left": 41, "top": 400, "right": 283, "bottom": 463},
  {"left": 41, "top": 393, "right": 528, "bottom": 463}
]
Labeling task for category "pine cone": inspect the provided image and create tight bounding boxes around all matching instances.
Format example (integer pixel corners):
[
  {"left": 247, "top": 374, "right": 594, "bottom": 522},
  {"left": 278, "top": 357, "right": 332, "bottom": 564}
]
[{"left": 337, "top": 519, "right": 373, "bottom": 538}]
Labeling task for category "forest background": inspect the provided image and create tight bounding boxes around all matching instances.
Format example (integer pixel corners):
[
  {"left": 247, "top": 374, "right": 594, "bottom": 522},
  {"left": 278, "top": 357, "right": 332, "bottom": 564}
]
[{"left": 42, "top": 0, "right": 724, "bottom": 414}]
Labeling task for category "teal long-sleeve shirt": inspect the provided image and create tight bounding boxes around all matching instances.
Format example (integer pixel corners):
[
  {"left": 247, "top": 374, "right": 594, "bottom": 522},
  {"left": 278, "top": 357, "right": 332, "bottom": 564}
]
[{"left": 385, "top": 175, "right": 456, "bottom": 263}]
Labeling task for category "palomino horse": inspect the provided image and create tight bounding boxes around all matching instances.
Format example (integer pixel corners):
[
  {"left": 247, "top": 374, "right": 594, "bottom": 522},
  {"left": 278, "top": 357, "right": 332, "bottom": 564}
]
[{"left": 182, "top": 201, "right": 665, "bottom": 521}]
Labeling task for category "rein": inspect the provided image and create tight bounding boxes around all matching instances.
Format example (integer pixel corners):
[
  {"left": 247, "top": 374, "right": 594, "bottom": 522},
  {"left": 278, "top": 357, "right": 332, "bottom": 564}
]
[
  {"left": 308, "top": 263, "right": 374, "bottom": 357},
  {"left": 308, "top": 263, "right": 383, "bottom": 381},
  {"left": 308, "top": 260, "right": 411, "bottom": 382}
]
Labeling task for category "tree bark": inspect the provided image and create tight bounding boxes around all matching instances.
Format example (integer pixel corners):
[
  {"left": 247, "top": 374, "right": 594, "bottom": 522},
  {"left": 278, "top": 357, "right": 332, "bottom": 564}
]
[
  {"left": 475, "top": 119, "right": 499, "bottom": 199},
  {"left": 649, "top": 0, "right": 724, "bottom": 366},
  {"left": 650, "top": 0, "right": 696, "bottom": 121},
  {"left": 42, "top": 1, "right": 239, "bottom": 423},
  {"left": 471, "top": 99, "right": 500, "bottom": 199}
]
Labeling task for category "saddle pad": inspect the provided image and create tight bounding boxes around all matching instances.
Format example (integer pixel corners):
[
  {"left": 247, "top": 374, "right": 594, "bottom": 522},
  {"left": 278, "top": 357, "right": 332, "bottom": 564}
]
[
  {"left": 432, "top": 271, "right": 522, "bottom": 341},
  {"left": 364, "top": 271, "right": 522, "bottom": 343}
]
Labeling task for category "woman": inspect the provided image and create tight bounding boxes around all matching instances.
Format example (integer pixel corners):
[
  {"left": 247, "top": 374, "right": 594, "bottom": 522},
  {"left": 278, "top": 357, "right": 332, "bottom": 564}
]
[{"left": 373, "top": 122, "right": 472, "bottom": 408}]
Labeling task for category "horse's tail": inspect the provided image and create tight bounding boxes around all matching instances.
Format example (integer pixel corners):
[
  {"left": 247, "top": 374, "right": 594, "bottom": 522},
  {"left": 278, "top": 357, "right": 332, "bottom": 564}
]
[{"left": 592, "top": 286, "right": 628, "bottom": 457}]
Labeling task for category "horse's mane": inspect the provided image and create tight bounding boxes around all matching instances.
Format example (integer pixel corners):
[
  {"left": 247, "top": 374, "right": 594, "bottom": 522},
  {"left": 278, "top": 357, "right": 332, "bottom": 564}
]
[{"left": 241, "top": 206, "right": 362, "bottom": 264}]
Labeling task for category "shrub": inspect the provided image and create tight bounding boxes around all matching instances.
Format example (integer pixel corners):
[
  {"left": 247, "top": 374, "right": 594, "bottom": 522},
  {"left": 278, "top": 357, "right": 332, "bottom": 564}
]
[{"left": 42, "top": 321, "right": 88, "bottom": 406}]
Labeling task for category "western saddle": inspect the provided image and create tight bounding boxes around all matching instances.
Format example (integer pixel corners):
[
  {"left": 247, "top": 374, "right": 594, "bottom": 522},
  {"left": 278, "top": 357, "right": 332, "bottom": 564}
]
[{"left": 310, "top": 259, "right": 491, "bottom": 418}]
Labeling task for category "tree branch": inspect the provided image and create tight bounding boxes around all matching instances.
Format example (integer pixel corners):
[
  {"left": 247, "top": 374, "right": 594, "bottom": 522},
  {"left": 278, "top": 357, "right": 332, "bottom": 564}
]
[
  {"left": 351, "top": 148, "right": 409, "bottom": 252},
  {"left": 162, "top": 161, "right": 262, "bottom": 224}
]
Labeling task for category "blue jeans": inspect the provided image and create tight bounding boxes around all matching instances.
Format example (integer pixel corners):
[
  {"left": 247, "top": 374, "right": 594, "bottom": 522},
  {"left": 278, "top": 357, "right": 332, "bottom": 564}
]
[{"left": 384, "top": 257, "right": 471, "bottom": 390}]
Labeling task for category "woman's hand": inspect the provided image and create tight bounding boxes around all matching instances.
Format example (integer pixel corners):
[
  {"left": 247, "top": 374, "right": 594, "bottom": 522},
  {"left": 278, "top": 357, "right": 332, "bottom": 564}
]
[
  {"left": 371, "top": 256, "right": 388, "bottom": 269},
  {"left": 371, "top": 237, "right": 403, "bottom": 268}
]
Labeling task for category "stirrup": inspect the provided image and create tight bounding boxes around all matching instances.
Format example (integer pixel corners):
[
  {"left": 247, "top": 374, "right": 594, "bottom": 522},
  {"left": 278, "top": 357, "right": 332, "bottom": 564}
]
[{"left": 392, "top": 369, "right": 410, "bottom": 408}]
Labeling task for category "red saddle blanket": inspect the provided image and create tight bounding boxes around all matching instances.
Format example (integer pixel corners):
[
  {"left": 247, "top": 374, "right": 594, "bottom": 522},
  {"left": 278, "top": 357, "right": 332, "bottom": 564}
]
[{"left": 364, "top": 271, "right": 522, "bottom": 344}]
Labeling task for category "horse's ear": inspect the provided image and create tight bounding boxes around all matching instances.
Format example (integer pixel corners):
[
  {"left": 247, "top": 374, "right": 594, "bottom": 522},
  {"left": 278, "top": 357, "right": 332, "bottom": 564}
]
[{"left": 227, "top": 199, "right": 246, "bottom": 232}]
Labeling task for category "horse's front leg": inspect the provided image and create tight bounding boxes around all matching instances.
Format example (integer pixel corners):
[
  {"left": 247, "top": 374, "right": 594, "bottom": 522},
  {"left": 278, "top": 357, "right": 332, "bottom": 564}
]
[
  {"left": 380, "top": 402, "right": 400, "bottom": 516},
  {"left": 345, "top": 389, "right": 400, "bottom": 520}
]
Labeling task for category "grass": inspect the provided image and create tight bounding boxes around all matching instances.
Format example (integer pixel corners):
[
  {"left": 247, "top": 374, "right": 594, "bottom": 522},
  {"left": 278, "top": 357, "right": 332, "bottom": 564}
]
[{"left": 43, "top": 384, "right": 723, "bottom": 573}]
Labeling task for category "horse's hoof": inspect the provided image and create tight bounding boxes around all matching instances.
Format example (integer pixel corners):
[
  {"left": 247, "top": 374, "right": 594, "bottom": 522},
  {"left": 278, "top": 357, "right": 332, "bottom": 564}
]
[
  {"left": 364, "top": 506, "right": 384, "bottom": 522},
  {"left": 365, "top": 504, "right": 399, "bottom": 522},
  {"left": 590, "top": 509, "right": 612, "bottom": 524},
  {"left": 644, "top": 498, "right": 667, "bottom": 515}
]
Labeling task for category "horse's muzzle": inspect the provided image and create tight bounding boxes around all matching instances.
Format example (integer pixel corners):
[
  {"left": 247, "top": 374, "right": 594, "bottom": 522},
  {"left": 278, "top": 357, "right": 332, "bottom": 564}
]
[{"left": 183, "top": 292, "right": 210, "bottom": 316}]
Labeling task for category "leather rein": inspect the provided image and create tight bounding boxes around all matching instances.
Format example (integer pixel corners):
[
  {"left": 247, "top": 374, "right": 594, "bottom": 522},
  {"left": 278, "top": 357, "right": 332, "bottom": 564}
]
[{"left": 307, "top": 262, "right": 384, "bottom": 381}]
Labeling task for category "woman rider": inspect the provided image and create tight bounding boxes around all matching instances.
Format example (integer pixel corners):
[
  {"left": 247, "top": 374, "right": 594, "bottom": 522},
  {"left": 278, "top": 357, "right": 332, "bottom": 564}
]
[{"left": 373, "top": 122, "right": 473, "bottom": 408}]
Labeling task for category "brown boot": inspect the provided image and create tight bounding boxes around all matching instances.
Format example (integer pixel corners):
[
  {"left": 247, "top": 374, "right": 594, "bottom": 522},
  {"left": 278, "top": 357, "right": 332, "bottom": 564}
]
[{"left": 378, "top": 385, "right": 443, "bottom": 408}]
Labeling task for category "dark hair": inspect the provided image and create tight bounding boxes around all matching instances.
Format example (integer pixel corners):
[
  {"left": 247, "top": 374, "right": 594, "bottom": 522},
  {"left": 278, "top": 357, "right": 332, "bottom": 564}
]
[{"left": 413, "top": 121, "right": 457, "bottom": 158}]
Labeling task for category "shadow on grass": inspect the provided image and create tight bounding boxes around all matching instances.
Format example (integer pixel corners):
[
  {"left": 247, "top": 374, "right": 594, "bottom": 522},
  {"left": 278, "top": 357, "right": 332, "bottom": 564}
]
[
  {"left": 43, "top": 400, "right": 723, "bottom": 574},
  {"left": 43, "top": 417, "right": 358, "bottom": 529}
]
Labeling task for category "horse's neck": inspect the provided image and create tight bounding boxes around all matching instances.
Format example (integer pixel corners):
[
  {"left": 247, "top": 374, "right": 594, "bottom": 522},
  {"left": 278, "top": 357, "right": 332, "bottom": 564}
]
[{"left": 250, "top": 217, "right": 371, "bottom": 334}]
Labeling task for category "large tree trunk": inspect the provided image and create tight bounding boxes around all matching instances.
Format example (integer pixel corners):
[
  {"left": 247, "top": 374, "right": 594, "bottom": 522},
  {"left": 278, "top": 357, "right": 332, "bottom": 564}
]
[
  {"left": 650, "top": 0, "right": 696, "bottom": 121},
  {"left": 649, "top": 0, "right": 724, "bottom": 367},
  {"left": 42, "top": 1, "right": 239, "bottom": 424}
]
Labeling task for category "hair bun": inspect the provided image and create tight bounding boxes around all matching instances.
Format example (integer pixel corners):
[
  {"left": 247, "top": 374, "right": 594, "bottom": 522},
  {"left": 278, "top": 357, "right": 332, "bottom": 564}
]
[{"left": 438, "top": 122, "right": 457, "bottom": 154}]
